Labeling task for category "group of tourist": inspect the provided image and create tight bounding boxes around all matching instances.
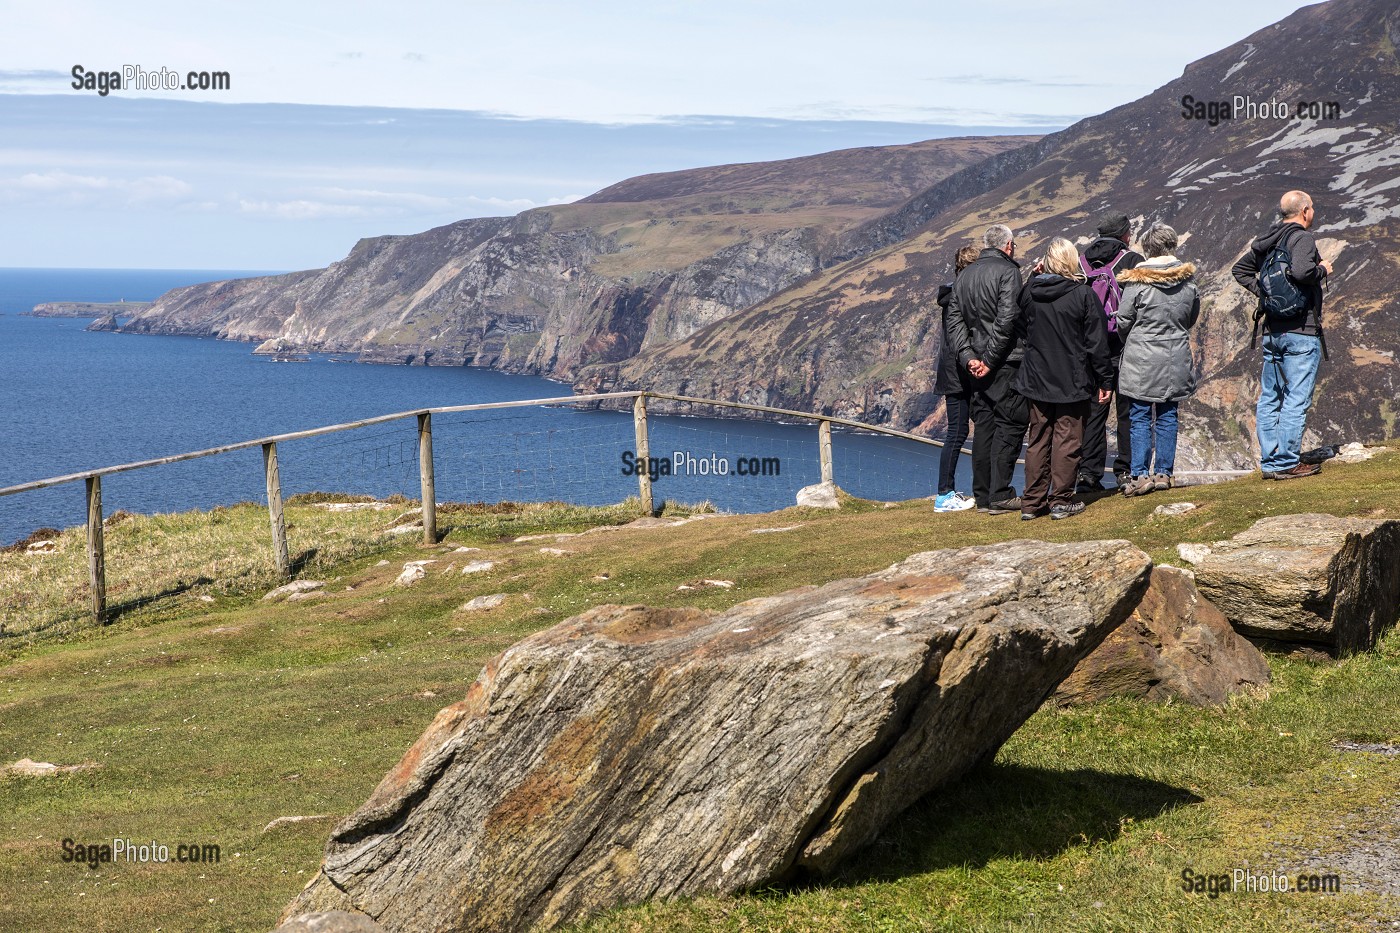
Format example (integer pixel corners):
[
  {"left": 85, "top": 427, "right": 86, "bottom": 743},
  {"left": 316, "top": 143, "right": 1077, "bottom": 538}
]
[{"left": 932, "top": 190, "right": 1332, "bottom": 520}]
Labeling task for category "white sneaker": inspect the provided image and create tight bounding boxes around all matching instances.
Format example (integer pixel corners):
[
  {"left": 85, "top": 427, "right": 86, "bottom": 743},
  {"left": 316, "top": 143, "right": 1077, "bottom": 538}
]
[{"left": 934, "top": 491, "right": 976, "bottom": 513}]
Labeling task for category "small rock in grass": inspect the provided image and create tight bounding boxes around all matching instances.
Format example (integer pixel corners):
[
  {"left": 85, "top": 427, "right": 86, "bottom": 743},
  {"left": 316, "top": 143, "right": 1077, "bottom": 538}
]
[
  {"left": 262, "top": 580, "right": 325, "bottom": 602},
  {"left": 1176, "top": 543, "right": 1213, "bottom": 565},
  {"left": 795, "top": 481, "right": 840, "bottom": 509},
  {"left": 395, "top": 561, "right": 438, "bottom": 587},
  {"left": 5, "top": 758, "right": 98, "bottom": 777},
  {"left": 459, "top": 594, "right": 507, "bottom": 612},
  {"left": 461, "top": 560, "right": 496, "bottom": 575},
  {"left": 263, "top": 814, "right": 333, "bottom": 833},
  {"left": 538, "top": 547, "right": 571, "bottom": 556},
  {"left": 1153, "top": 502, "right": 1199, "bottom": 517}
]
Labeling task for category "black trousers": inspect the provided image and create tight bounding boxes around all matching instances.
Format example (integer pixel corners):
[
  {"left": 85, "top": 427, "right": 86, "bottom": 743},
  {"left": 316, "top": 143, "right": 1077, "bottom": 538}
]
[
  {"left": 969, "top": 362, "right": 1029, "bottom": 507},
  {"left": 938, "top": 392, "right": 971, "bottom": 495},
  {"left": 1081, "top": 344, "right": 1131, "bottom": 482}
]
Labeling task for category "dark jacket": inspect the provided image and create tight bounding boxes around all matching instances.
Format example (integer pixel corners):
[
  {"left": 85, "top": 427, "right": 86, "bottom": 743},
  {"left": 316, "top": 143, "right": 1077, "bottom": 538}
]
[
  {"left": 933, "top": 284, "right": 971, "bottom": 396},
  {"left": 1013, "top": 273, "right": 1114, "bottom": 405},
  {"left": 1082, "top": 236, "right": 1145, "bottom": 274},
  {"left": 945, "top": 248, "right": 1027, "bottom": 373},
  {"left": 1117, "top": 258, "right": 1200, "bottom": 403},
  {"left": 1230, "top": 221, "right": 1326, "bottom": 336}
]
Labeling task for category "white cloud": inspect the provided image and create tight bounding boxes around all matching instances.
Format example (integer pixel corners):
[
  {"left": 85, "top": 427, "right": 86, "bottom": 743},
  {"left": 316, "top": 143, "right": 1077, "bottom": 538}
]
[
  {"left": 236, "top": 198, "right": 370, "bottom": 219},
  {"left": 0, "top": 171, "right": 193, "bottom": 207}
]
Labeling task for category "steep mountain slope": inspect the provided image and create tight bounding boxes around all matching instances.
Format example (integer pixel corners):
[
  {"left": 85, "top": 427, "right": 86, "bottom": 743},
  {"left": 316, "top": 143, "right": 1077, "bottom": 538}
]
[
  {"left": 586, "top": 0, "right": 1400, "bottom": 468},
  {"left": 116, "top": 137, "right": 1031, "bottom": 375}
]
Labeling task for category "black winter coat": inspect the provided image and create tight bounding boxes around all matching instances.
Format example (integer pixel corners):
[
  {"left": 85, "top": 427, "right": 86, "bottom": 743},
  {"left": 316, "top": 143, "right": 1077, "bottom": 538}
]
[
  {"left": 1230, "top": 221, "right": 1327, "bottom": 336},
  {"left": 1013, "top": 274, "right": 1114, "bottom": 405},
  {"left": 945, "top": 248, "right": 1027, "bottom": 372},
  {"left": 933, "top": 284, "right": 971, "bottom": 396}
]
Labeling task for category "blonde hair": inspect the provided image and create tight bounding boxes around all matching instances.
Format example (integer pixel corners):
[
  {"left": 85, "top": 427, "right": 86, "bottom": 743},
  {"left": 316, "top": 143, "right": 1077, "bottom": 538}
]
[{"left": 1043, "top": 237, "right": 1085, "bottom": 281}]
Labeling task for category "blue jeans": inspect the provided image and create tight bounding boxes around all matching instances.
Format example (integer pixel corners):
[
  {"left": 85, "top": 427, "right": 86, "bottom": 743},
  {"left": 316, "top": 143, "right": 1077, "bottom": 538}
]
[
  {"left": 1257, "top": 332, "right": 1322, "bottom": 472},
  {"left": 1128, "top": 399, "right": 1178, "bottom": 477}
]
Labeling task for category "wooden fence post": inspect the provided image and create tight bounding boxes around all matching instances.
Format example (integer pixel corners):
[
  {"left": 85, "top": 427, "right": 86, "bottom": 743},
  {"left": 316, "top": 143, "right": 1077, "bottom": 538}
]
[
  {"left": 418, "top": 411, "right": 437, "bottom": 545},
  {"left": 262, "top": 442, "right": 290, "bottom": 578},
  {"left": 819, "top": 420, "right": 834, "bottom": 484},
  {"left": 85, "top": 476, "right": 106, "bottom": 625},
  {"left": 633, "top": 394, "right": 653, "bottom": 515}
]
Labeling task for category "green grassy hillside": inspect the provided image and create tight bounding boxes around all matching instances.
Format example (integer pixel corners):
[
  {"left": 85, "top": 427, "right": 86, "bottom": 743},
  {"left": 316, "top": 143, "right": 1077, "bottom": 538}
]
[{"left": 2, "top": 450, "right": 1397, "bottom": 931}]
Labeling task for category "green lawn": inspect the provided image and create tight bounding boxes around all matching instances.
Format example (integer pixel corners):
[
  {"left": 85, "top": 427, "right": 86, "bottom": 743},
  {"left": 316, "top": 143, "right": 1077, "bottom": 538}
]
[{"left": 1, "top": 452, "right": 1397, "bottom": 932}]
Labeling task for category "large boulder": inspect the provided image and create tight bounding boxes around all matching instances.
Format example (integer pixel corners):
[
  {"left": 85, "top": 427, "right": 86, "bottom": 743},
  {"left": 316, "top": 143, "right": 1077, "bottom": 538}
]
[
  {"left": 282, "top": 540, "right": 1150, "bottom": 933},
  {"left": 1054, "top": 566, "right": 1270, "bottom": 707},
  {"left": 1190, "top": 514, "right": 1400, "bottom": 656}
]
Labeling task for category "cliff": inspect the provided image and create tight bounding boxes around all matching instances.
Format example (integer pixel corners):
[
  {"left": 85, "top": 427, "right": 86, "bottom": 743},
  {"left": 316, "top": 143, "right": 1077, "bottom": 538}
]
[{"left": 111, "top": 137, "right": 1032, "bottom": 375}]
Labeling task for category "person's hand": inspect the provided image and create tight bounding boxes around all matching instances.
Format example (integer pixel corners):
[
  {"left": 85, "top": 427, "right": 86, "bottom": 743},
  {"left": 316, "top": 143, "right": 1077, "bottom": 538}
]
[
  {"left": 1097, "top": 388, "right": 1112, "bottom": 404},
  {"left": 968, "top": 359, "right": 990, "bottom": 378},
  {"left": 1320, "top": 259, "right": 1333, "bottom": 276},
  {"left": 1031, "top": 259, "right": 1045, "bottom": 274}
]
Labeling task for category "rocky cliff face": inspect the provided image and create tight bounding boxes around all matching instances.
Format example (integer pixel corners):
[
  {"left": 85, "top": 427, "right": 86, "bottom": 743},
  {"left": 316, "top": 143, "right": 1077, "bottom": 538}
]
[
  {"left": 586, "top": 0, "right": 1400, "bottom": 467},
  {"left": 113, "top": 138, "right": 1031, "bottom": 377}
]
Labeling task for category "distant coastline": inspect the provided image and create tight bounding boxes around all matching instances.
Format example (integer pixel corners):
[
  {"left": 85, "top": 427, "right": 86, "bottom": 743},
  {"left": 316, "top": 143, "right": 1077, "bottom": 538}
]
[{"left": 27, "top": 300, "right": 152, "bottom": 319}]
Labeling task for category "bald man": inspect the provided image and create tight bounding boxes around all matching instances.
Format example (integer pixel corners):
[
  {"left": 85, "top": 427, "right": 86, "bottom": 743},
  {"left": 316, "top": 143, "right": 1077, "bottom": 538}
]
[{"left": 1232, "top": 190, "right": 1333, "bottom": 480}]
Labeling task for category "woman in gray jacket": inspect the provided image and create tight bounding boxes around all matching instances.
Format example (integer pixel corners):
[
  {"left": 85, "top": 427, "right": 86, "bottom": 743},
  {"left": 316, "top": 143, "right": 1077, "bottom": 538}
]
[{"left": 1115, "top": 223, "right": 1200, "bottom": 496}]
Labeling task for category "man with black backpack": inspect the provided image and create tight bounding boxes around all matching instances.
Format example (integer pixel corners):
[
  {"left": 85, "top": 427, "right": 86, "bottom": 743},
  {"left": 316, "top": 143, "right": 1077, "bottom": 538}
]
[
  {"left": 1232, "top": 190, "right": 1333, "bottom": 480},
  {"left": 1077, "top": 212, "right": 1144, "bottom": 493}
]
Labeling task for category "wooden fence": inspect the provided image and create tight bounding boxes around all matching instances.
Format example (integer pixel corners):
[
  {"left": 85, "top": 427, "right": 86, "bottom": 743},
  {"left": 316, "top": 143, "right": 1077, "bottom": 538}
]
[{"left": 0, "top": 391, "right": 960, "bottom": 626}]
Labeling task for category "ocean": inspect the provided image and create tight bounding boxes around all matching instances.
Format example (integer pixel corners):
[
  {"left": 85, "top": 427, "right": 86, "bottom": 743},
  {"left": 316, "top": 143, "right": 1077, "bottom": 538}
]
[{"left": 0, "top": 268, "right": 988, "bottom": 543}]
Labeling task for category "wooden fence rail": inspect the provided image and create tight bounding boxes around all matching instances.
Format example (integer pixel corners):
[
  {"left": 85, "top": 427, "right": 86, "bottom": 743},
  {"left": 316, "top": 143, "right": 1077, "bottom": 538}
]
[{"left": 1, "top": 390, "right": 972, "bottom": 626}]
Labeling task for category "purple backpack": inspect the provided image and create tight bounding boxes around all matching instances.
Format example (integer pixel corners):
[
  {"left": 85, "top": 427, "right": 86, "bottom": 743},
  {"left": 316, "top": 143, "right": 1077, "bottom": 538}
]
[{"left": 1079, "top": 250, "right": 1127, "bottom": 332}]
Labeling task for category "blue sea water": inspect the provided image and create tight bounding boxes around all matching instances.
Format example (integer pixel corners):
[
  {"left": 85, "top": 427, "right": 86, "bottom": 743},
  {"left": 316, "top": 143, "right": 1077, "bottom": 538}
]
[{"left": 0, "top": 268, "right": 989, "bottom": 543}]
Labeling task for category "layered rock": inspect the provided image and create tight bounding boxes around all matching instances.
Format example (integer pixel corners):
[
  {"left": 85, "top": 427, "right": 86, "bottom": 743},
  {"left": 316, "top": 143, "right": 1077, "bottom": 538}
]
[
  {"left": 109, "top": 138, "right": 1029, "bottom": 380},
  {"left": 1191, "top": 513, "right": 1400, "bottom": 656},
  {"left": 283, "top": 540, "right": 1151, "bottom": 933},
  {"left": 1055, "top": 566, "right": 1270, "bottom": 706}
]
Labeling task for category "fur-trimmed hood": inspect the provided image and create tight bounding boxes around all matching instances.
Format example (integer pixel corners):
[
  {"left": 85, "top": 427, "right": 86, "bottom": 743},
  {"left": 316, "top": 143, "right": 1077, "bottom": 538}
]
[{"left": 1118, "top": 257, "right": 1196, "bottom": 286}]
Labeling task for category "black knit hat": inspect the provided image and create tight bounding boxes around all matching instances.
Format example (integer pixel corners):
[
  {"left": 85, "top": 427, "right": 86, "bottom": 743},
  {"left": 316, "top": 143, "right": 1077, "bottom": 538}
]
[{"left": 1097, "top": 211, "right": 1131, "bottom": 239}]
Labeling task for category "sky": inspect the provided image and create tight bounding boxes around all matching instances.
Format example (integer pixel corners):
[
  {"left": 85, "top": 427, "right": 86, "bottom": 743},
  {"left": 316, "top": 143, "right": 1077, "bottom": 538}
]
[{"left": 0, "top": 0, "right": 1321, "bottom": 269}]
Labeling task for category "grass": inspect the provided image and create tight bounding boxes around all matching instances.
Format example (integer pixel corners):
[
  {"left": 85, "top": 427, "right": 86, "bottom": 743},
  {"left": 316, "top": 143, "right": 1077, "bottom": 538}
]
[{"left": 1, "top": 451, "right": 1398, "bottom": 932}]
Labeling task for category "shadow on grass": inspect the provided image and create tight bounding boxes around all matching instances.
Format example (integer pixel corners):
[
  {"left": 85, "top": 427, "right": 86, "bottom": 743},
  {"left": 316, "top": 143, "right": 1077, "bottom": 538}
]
[
  {"left": 105, "top": 577, "right": 215, "bottom": 623},
  {"left": 814, "top": 762, "right": 1202, "bottom": 887},
  {"left": 290, "top": 548, "right": 321, "bottom": 576}
]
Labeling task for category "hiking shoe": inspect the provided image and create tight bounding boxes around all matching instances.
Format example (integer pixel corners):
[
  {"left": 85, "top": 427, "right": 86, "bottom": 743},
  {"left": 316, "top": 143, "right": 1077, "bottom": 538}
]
[
  {"left": 1120, "top": 475, "right": 1155, "bottom": 497},
  {"left": 934, "top": 491, "right": 976, "bottom": 513},
  {"left": 1050, "top": 501, "right": 1086, "bottom": 520},
  {"left": 1274, "top": 461, "right": 1322, "bottom": 480},
  {"left": 1113, "top": 471, "right": 1131, "bottom": 490},
  {"left": 1021, "top": 507, "right": 1049, "bottom": 521},
  {"left": 986, "top": 497, "right": 1022, "bottom": 515},
  {"left": 1152, "top": 473, "right": 1172, "bottom": 491},
  {"left": 1261, "top": 469, "right": 1280, "bottom": 480},
  {"left": 1075, "top": 475, "right": 1106, "bottom": 493}
]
